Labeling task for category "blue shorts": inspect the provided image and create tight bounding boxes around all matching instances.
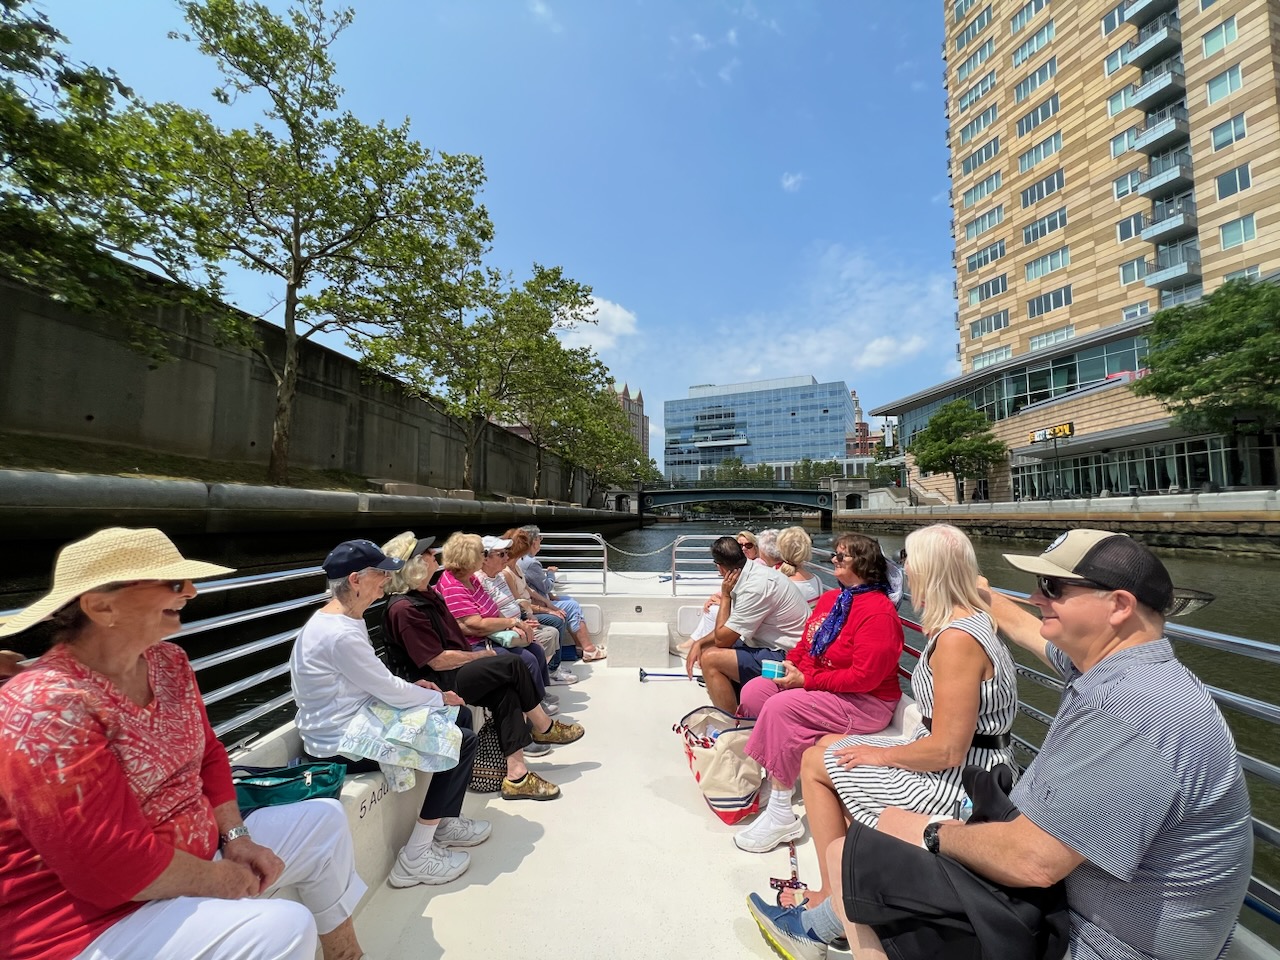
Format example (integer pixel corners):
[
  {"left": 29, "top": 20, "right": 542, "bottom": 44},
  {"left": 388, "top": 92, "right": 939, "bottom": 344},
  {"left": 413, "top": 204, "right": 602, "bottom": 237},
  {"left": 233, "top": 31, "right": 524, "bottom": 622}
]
[{"left": 733, "top": 641, "right": 785, "bottom": 684}]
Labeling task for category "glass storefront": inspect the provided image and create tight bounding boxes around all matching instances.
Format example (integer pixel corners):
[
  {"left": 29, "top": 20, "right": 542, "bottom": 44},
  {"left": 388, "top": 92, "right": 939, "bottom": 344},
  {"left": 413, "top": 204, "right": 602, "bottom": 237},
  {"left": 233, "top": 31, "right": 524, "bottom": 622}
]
[{"left": 1010, "top": 431, "right": 1279, "bottom": 499}]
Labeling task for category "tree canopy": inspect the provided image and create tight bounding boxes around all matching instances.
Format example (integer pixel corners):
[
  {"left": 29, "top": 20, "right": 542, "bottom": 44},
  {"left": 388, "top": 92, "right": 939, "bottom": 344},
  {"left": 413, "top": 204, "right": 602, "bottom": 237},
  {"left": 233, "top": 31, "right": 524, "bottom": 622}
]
[
  {"left": 1132, "top": 277, "right": 1280, "bottom": 434},
  {"left": 908, "top": 399, "right": 1007, "bottom": 502}
]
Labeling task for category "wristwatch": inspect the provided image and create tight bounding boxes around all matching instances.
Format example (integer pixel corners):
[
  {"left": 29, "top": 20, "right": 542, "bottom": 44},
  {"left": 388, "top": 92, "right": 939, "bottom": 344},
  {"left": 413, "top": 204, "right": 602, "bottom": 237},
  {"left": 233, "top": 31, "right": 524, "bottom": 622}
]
[
  {"left": 220, "top": 824, "right": 251, "bottom": 848},
  {"left": 922, "top": 820, "right": 943, "bottom": 855}
]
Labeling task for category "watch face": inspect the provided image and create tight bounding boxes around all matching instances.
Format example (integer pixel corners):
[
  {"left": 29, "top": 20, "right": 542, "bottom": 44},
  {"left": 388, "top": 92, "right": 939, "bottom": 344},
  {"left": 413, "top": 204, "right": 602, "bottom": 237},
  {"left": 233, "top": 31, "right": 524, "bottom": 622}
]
[{"left": 924, "top": 822, "right": 941, "bottom": 854}]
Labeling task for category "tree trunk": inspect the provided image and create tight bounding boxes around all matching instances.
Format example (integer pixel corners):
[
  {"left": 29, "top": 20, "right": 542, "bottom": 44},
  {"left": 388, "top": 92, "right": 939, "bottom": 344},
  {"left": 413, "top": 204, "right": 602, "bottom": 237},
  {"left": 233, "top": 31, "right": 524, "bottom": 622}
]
[
  {"left": 532, "top": 445, "right": 543, "bottom": 498},
  {"left": 266, "top": 284, "right": 300, "bottom": 486}
]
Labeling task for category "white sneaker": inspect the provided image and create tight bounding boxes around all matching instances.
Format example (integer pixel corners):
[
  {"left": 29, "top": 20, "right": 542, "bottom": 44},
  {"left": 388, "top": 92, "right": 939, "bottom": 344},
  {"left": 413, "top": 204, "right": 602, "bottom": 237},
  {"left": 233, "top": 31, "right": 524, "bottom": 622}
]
[
  {"left": 543, "top": 692, "right": 560, "bottom": 705},
  {"left": 541, "top": 698, "right": 559, "bottom": 716},
  {"left": 435, "top": 816, "right": 492, "bottom": 847},
  {"left": 388, "top": 842, "right": 470, "bottom": 887},
  {"left": 548, "top": 667, "right": 580, "bottom": 685},
  {"left": 734, "top": 814, "right": 804, "bottom": 853}
]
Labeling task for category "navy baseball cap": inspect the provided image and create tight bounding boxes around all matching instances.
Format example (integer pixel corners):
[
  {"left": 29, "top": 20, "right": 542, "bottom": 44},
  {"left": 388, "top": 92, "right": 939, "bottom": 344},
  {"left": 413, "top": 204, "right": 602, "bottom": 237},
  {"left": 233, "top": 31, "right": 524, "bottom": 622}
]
[{"left": 322, "top": 540, "right": 405, "bottom": 579}]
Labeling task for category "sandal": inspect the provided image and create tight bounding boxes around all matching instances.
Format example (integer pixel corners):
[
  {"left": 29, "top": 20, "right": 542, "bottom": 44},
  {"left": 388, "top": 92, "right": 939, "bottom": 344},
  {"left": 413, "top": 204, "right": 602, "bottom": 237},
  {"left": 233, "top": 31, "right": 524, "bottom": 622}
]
[{"left": 580, "top": 645, "right": 608, "bottom": 662}]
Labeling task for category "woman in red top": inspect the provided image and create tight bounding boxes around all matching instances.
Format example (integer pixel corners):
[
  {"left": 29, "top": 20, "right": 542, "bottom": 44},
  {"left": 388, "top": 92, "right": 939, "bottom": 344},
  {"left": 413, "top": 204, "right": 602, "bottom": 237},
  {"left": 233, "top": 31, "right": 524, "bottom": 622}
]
[
  {"left": 0, "top": 528, "right": 367, "bottom": 960},
  {"left": 733, "top": 533, "right": 904, "bottom": 854}
]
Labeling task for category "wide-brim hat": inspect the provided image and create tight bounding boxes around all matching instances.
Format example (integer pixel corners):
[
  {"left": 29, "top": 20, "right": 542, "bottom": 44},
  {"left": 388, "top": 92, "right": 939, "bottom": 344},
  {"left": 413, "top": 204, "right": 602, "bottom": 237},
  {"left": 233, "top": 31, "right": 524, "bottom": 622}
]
[
  {"left": 1003, "top": 529, "right": 1212, "bottom": 618},
  {"left": 0, "top": 527, "right": 234, "bottom": 638}
]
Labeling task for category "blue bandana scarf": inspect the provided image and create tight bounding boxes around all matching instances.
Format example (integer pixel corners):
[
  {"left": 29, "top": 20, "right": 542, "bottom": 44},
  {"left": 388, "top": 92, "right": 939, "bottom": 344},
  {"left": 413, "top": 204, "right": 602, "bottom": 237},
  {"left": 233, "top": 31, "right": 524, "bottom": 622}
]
[{"left": 809, "top": 583, "right": 888, "bottom": 659}]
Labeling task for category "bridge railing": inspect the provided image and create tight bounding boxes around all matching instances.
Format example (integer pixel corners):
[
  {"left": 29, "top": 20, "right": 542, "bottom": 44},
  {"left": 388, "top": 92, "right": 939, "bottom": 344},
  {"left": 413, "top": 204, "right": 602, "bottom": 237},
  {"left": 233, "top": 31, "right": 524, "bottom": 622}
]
[{"left": 645, "top": 479, "right": 829, "bottom": 490}]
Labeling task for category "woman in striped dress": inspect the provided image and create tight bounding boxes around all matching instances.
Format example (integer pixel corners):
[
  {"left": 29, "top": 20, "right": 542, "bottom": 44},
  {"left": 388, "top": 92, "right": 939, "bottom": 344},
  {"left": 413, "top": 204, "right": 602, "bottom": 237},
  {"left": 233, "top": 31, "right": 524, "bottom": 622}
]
[{"left": 782, "top": 523, "right": 1018, "bottom": 911}]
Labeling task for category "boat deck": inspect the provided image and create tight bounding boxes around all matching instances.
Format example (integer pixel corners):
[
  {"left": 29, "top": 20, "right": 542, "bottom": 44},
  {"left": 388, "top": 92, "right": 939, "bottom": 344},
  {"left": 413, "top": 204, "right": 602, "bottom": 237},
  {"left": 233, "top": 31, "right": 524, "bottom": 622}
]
[{"left": 355, "top": 653, "right": 809, "bottom": 960}]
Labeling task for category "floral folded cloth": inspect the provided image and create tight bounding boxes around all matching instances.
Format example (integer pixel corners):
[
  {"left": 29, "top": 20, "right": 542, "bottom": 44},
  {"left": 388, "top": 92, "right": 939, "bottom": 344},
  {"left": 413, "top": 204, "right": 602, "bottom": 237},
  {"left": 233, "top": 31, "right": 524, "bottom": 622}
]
[{"left": 339, "top": 700, "right": 462, "bottom": 791}]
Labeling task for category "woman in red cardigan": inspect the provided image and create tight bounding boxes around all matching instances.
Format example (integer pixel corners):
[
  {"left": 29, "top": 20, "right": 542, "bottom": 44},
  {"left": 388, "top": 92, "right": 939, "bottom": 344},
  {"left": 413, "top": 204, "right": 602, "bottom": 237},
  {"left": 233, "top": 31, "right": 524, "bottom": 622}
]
[{"left": 733, "top": 532, "right": 904, "bottom": 854}]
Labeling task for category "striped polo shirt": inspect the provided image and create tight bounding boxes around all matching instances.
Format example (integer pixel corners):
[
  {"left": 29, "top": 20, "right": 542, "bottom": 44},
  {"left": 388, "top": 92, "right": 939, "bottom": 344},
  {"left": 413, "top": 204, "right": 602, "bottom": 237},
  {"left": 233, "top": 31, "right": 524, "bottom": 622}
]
[{"left": 1010, "top": 639, "right": 1252, "bottom": 960}]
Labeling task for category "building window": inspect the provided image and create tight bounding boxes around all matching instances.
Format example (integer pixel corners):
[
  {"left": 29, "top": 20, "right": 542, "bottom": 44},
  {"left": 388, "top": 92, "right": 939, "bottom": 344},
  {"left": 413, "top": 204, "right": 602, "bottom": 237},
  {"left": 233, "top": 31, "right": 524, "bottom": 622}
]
[
  {"left": 1225, "top": 265, "right": 1259, "bottom": 282},
  {"left": 1200, "top": 0, "right": 1217, "bottom": 7},
  {"left": 1202, "top": 16, "right": 1237, "bottom": 58},
  {"left": 1018, "top": 130, "right": 1062, "bottom": 173},
  {"left": 966, "top": 238, "right": 1006, "bottom": 273},
  {"left": 1160, "top": 282, "right": 1203, "bottom": 308},
  {"left": 1121, "top": 301, "right": 1150, "bottom": 322},
  {"left": 1110, "top": 127, "right": 1138, "bottom": 158},
  {"left": 956, "top": 5, "right": 993, "bottom": 50},
  {"left": 1107, "top": 86, "right": 1135, "bottom": 117},
  {"left": 955, "top": 0, "right": 979, "bottom": 23},
  {"left": 1220, "top": 214, "right": 1256, "bottom": 249},
  {"left": 1206, "top": 64, "right": 1242, "bottom": 105},
  {"left": 1017, "top": 93, "right": 1059, "bottom": 136},
  {"left": 1025, "top": 245, "right": 1070, "bottom": 281},
  {"left": 1027, "top": 284, "right": 1071, "bottom": 319},
  {"left": 1029, "top": 325, "right": 1074, "bottom": 352},
  {"left": 1104, "top": 42, "right": 1131, "bottom": 76},
  {"left": 957, "top": 38, "right": 996, "bottom": 83},
  {"left": 1013, "top": 20, "right": 1055, "bottom": 67},
  {"left": 1216, "top": 163, "right": 1251, "bottom": 200},
  {"left": 970, "top": 309, "right": 1010, "bottom": 339},
  {"left": 962, "top": 170, "right": 1002, "bottom": 209},
  {"left": 965, "top": 204, "right": 1005, "bottom": 240},
  {"left": 1116, "top": 212, "right": 1145, "bottom": 242},
  {"left": 1010, "top": 0, "right": 1049, "bottom": 34},
  {"left": 1119, "top": 256, "right": 1148, "bottom": 285},
  {"left": 959, "top": 104, "right": 999, "bottom": 146},
  {"left": 958, "top": 69, "right": 998, "bottom": 112},
  {"left": 961, "top": 136, "right": 1000, "bottom": 175},
  {"left": 1021, "top": 168, "right": 1064, "bottom": 208},
  {"left": 973, "top": 344, "right": 1013, "bottom": 370},
  {"left": 1113, "top": 169, "right": 1144, "bottom": 199},
  {"left": 1101, "top": 1, "right": 1127, "bottom": 35},
  {"left": 968, "top": 273, "right": 1008, "bottom": 306},
  {"left": 1211, "top": 113, "right": 1246, "bottom": 150},
  {"left": 1014, "top": 57, "right": 1057, "bottom": 103},
  {"left": 1023, "top": 206, "right": 1067, "bottom": 245}
]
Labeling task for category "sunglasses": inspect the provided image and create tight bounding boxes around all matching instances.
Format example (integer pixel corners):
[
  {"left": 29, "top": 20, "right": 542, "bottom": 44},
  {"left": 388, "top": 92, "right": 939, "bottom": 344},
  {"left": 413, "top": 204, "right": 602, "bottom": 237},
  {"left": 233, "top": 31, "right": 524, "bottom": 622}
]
[
  {"left": 107, "top": 579, "right": 187, "bottom": 593},
  {"left": 738, "top": 542, "right": 757, "bottom": 552},
  {"left": 485, "top": 550, "right": 510, "bottom": 558},
  {"left": 830, "top": 552, "right": 851, "bottom": 564},
  {"left": 1036, "top": 575, "right": 1110, "bottom": 600}
]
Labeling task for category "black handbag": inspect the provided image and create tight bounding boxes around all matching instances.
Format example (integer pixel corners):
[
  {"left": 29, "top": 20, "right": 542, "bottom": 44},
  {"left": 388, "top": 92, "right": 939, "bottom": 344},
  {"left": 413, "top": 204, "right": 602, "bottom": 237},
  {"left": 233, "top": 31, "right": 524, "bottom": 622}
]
[
  {"left": 231, "top": 762, "right": 346, "bottom": 816},
  {"left": 467, "top": 710, "right": 506, "bottom": 793}
]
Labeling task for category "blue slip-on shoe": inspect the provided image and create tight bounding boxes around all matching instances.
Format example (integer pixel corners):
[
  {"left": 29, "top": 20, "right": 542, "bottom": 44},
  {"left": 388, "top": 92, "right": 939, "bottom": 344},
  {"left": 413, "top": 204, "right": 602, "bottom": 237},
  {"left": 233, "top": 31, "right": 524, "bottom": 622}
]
[{"left": 746, "top": 892, "right": 829, "bottom": 960}]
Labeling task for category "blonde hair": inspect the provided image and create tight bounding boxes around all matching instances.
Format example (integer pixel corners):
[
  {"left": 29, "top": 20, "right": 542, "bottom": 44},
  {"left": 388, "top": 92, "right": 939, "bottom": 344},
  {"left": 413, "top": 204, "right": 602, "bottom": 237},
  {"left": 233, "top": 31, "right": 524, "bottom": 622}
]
[
  {"left": 736, "top": 530, "right": 758, "bottom": 547},
  {"left": 381, "top": 531, "right": 430, "bottom": 595},
  {"left": 776, "top": 526, "right": 813, "bottom": 577},
  {"left": 441, "top": 532, "right": 483, "bottom": 576},
  {"left": 903, "top": 524, "right": 990, "bottom": 638}
]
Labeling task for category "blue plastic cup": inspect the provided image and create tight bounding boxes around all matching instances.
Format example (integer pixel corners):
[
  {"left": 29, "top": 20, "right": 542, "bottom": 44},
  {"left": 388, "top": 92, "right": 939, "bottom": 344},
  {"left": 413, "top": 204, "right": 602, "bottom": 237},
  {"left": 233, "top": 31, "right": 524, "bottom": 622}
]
[{"left": 761, "top": 660, "right": 785, "bottom": 681}]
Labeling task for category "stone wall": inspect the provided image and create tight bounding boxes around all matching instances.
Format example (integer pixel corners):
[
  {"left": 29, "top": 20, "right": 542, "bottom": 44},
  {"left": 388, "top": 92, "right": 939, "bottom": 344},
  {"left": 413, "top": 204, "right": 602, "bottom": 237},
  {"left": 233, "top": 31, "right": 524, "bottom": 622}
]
[{"left": 0, "top": 280, "right": 585, "bottom": 500}]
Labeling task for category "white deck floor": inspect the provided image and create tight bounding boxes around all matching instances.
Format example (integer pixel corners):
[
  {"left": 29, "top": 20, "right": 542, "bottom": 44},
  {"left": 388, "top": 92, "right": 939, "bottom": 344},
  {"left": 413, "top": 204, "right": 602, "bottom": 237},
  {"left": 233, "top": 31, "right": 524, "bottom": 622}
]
[{"left": 355, "top": 653, "right": 816, "bottom": 960}]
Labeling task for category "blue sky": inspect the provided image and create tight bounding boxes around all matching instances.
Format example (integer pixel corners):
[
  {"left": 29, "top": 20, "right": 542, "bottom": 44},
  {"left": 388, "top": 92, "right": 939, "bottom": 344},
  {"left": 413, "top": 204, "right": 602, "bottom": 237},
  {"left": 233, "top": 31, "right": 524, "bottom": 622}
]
[{"left": 60, "top": 0, "right": 957, "bottom": 453}]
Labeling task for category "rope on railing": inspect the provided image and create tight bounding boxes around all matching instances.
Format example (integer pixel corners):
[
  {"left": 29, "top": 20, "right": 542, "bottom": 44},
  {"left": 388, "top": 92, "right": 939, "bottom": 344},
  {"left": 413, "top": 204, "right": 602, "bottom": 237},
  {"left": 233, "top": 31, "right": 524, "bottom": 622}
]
[{"left": 601, "top": 538, "right": 682, "bottom": 558}]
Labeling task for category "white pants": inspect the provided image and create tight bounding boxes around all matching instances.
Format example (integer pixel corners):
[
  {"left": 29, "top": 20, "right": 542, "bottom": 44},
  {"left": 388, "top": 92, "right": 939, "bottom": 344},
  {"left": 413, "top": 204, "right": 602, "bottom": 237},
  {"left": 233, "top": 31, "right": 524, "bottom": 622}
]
[{"left": 76, "top": 799, "right": 366, "bottom": 960}]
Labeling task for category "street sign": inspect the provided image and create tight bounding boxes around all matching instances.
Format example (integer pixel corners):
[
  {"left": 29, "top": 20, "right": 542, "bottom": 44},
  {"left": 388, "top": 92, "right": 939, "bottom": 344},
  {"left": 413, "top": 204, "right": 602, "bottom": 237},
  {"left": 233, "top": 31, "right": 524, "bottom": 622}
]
[{"left": 1029, "top": 422, "right": 1074, "bottom": 444}]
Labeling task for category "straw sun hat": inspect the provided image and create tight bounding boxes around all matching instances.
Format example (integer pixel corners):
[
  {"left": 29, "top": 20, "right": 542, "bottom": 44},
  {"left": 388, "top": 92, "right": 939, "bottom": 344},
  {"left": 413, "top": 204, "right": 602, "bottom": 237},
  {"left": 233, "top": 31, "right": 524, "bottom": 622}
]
[{"left": 0, "top": 528, "right": 234, "bottom": 639}]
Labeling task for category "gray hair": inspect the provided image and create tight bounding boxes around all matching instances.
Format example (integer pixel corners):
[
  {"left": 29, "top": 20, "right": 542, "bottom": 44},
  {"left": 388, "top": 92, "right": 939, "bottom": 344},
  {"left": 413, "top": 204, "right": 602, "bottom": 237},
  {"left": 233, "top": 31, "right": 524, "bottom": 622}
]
[
  {"left": 756, "top": 528, "right": 781, "bottom": 564},
  {"left": 327, "top": 567, "right": 381, "bottom": 602},
  {"left": 520, "top": 524, "right": 541, "bottom": 540}
]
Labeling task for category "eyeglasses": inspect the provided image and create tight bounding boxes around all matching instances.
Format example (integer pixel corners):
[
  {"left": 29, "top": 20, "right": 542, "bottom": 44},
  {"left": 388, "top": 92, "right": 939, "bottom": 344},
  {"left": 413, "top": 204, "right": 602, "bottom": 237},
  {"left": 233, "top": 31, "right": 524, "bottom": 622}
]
[
  {"left": 106, "top": 579, "right": 187, "bottom": 593},
  {"left": 485, "top": 550, "right": 510, "bottom": 558},
  {"left": 830, "top": 552, "right": 851, "bottom": 564},
  {"left": 1036, "top": 575, "right": 1110, "bottom": 600}
]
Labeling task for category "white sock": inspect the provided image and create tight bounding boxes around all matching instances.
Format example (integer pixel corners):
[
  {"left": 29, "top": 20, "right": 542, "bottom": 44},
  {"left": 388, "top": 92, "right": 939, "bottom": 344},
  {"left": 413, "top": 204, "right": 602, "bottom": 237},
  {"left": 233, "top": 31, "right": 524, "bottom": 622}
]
[
  {"left": 404, "top": 821, "right": 437, "bottom": 859},
  {"left": 765, "top": 787, "right": 795, "bottom": 824}
]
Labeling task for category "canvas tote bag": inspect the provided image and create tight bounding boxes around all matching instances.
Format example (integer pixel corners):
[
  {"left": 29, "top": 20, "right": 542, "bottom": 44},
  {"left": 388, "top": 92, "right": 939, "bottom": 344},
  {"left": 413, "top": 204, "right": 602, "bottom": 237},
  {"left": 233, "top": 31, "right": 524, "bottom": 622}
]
[{"left": 674, "top": 705, "right": 763, "bottom": 824}]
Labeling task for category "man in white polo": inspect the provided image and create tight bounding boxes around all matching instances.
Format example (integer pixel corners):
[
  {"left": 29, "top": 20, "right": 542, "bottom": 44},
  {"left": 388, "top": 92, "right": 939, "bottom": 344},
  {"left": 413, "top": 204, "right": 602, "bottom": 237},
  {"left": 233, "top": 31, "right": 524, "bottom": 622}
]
[{"left": 685, "top": 536, "right": 808, "bottom": 714}]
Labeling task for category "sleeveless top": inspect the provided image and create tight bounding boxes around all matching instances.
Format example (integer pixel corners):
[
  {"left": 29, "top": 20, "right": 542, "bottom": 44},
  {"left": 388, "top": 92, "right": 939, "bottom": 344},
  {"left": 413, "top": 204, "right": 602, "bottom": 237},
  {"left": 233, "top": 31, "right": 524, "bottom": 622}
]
[{"left": 910, "top": 611, "right": 1018, "bottom": 740}]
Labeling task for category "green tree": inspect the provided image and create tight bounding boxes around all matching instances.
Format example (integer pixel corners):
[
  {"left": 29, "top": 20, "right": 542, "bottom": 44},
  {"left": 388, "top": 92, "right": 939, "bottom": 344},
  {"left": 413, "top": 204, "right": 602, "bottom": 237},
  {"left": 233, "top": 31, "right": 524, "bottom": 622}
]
[
  {"left": 551, "top": 383, "right": 649, "bottom": 503},
  {"left": 1132, "top": 277, "right": 1280, "bottom": 438},
  {"left": 909, "top": 399, "right": 1007, "bottom": 503},
  {"left": 110, "top": 0, "right": 493, "bottom": 484}
]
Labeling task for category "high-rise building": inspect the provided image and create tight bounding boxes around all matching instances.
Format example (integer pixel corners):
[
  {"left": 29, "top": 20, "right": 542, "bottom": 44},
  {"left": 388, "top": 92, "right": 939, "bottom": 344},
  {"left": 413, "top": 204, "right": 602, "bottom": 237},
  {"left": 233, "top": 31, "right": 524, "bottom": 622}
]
[
  {"left": 615, "top": 383, "right": 650, "bottom": 459},
  {"left": 873, "top": 0, "right": 1279, "bottom": 500},
  {"left": 664, "top": 376, "right": 866, "bottom": 481},
  {"left": 847, "top": 390, "right": 873, "bottom": 456}
]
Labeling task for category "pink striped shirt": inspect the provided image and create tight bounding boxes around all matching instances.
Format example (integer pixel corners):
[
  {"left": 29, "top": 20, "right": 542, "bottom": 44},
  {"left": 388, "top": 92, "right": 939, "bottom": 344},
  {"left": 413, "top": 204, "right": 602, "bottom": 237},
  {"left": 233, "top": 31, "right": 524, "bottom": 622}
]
[{"left": 435, "top": 569, "right": 501, "bottom": 621}]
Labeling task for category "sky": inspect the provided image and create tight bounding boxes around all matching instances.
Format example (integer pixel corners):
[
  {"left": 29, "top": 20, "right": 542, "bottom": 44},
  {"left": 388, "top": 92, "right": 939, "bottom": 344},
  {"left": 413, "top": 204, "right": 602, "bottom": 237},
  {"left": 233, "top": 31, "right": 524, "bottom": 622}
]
[{"left": 57, "top": 0, "right": 958, "bottom": 455}]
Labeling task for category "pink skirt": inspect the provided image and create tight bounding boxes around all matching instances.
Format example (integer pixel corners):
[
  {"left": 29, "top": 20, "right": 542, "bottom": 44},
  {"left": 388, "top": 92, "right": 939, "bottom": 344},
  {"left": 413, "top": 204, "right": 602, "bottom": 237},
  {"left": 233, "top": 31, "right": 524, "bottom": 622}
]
[{"left": 740, "top": 679, "right": 897, "bottom": 787}]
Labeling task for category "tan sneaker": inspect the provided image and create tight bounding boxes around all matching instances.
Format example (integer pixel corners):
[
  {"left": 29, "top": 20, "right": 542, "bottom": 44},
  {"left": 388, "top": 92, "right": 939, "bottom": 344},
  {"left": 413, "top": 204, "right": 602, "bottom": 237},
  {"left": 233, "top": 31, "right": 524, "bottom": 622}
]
[
  {"left": 531, "top": 719, "right": 585, "bottom": 745},
  {"left": 501, "top": 771, "right": 561, "bottom": 801}
]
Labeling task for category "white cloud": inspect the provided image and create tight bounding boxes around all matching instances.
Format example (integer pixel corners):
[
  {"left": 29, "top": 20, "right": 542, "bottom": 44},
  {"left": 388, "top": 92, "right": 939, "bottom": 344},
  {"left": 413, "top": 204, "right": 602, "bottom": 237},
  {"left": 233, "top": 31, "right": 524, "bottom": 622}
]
[
  {"left": 781, "top": 172, "right": 806, "bottom": 193},
  {"left": 929, "top": 188, "right": 949, "bottom": 205},
  {"left": 718, "top": 57, "right": 740, "bottom": 83},
  {"left": 557, "top": 296, "right": 639, "bottom": 352},
  {"left": 735, "top": 1, "right": 782, "bottom": 34},
  {"left": 690, "top": 31, "right": 712, "bottom": 51},
  {"left": 528, "top": 0, "right": 562, "bottom": 32},
  {"left": 725, "top": 27, "right": 738, "bottom": 46}
]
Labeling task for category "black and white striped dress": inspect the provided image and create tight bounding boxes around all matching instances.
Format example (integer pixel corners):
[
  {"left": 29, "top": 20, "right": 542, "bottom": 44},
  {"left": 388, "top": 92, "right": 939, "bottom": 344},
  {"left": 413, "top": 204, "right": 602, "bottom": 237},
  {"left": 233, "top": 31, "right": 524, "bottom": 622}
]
[{"left": 823, "top": 611, "right": 1018, "bottom": 827}]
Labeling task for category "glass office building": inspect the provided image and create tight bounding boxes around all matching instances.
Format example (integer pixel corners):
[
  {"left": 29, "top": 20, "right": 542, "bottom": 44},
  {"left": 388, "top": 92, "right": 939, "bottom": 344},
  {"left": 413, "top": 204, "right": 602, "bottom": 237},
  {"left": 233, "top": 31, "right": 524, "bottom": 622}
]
[{"left": 663, "top": 376, "right": 857, "bottom": 481}]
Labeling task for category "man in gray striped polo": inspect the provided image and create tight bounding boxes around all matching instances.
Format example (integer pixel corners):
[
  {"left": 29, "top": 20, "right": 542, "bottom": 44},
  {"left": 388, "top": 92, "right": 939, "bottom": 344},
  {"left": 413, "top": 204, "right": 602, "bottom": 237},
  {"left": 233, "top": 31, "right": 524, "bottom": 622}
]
[{"left": 753, "top": 529, "right": 1252, "bottom": 959}]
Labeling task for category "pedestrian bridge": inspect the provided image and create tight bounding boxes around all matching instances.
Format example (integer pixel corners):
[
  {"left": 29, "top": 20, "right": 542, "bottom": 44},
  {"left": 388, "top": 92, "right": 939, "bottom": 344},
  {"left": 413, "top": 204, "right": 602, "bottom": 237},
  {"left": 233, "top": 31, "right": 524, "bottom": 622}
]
[{"left": 637, "top": 482, "right": 837, "bottom": 527}]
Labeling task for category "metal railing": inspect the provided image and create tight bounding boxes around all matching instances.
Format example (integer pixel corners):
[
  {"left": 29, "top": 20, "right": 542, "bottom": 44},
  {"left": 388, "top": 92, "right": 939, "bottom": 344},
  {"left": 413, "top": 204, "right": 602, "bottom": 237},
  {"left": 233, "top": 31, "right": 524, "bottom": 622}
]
[
  {"left": 1137, "top": 10, "right": 1179, "bottom": 43},
  {"left": 1140, "top": 57, "right": 1184, "bottom": 86},
  {"left": 1141, "top": 102, "right": 1188, "bottom": 132},
  {"left": 1150, "top": 196, "right": 1196, "bottom": 223},
  {"left": 1148, "top": 247, "right": 1201, "bottom": 273}
]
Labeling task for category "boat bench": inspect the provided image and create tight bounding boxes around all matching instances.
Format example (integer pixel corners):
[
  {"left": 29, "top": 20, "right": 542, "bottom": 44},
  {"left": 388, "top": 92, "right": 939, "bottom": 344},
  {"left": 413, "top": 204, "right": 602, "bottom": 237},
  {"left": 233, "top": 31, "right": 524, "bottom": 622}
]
[{"left": 233, "top": 722, "right": 427, "bottom": 916}]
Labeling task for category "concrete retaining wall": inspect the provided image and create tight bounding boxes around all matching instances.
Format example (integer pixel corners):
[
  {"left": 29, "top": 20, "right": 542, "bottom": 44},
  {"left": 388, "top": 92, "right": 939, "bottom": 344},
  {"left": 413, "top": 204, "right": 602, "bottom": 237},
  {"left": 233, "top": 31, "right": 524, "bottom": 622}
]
[{"left": 0, "top": 280, "right": 586, "bottom": 500}]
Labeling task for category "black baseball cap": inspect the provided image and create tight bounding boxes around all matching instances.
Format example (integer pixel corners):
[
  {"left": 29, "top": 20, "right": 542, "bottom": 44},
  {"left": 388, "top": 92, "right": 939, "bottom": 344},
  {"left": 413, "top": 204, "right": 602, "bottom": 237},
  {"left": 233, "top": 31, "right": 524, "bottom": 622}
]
[
  {"left": 323, "top": 540, "right": 405, "bottom": 579},
  {"left": 409, "top": 536, "right": 437, "bottom": 559}
]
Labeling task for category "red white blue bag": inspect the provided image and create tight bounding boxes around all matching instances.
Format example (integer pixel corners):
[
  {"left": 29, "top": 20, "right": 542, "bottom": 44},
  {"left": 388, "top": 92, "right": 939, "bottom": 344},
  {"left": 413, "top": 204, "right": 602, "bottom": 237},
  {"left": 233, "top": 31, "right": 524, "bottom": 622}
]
[{"left": 674, "top": 705, "right": 763, "bottom": 824}]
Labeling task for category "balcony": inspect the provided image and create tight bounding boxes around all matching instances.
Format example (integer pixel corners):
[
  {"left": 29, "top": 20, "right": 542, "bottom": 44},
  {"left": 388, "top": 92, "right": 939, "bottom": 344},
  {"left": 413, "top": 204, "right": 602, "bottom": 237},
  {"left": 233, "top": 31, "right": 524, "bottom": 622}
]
[
  {"left": 1128, "top": 13, "right": 1181, "bottom": 69},
  {"left": 1140, "top": 199, "right": 1197, "bottom": 243},
  {"left": 1133, "top": 104, "right": 1189, "bottom": 153},
  {"left": 1137, "top": 151, "right": 1193, "bottom": 197},
  {"left": 1130, "top": 61, "right": 1185, "bottom": 111},
  {"left": 1145, "top": 249, "right": 1202, "bottom": 289},
  {"left": 1124, "top": 0, "right": 1177, "bottom": 28}
]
